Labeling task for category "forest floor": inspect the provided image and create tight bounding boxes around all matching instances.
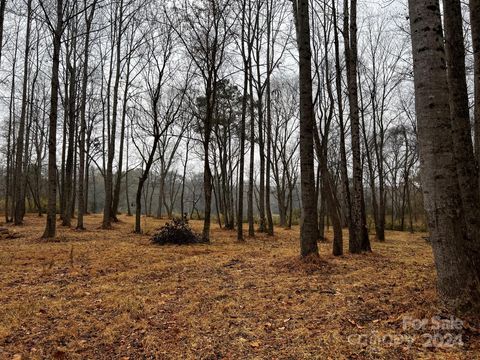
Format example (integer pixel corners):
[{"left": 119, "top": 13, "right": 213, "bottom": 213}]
[{"left": 0, "top": 214, "right": 479, "bottom": 360}]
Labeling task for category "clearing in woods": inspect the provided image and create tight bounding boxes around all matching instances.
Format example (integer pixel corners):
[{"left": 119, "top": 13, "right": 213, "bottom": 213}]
[{"left": 0, "top": 214, "right": 479, "bottom": 359}]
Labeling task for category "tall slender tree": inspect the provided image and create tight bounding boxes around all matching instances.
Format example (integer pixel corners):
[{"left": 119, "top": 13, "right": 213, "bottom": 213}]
[
  {"left": 62, "top": 5, "right": 78, "bottom": 227},
  {"left": 169, "top": 0, "right": 233, "bottom": 241},
  {"left": 332, "top": 0, "right": 353, "bottom": 238},
  {"left": 471, "top": 0, "right": 480, "bottom": 168},
  {"left": 5, "top": 26, "right": 19, "bottom": 224},
  {"left": 41, "top": 0, "right": 65, "bottom": 239},
  {"left": 103, "top": 0, "right": 125, "bottom": 229},
  {"left": 13, "top": 0, "right": 33, "bottom": 225},
  {"left": 236, "top": 0, "right": 254, "bottom": 240},
  {"left": 0, "top": 0, "right": 6, "bottom": 64},
  {"left": 344, "top": 0, "right": 370, "bottom": 253},
  {"left": 247, "top": 54, "right": 256, "bottom": 237},
  {"left": 77, "top": 0, "right": 97, "bottom": 230},
  {"left": 293, "top": 0, "right": 319, "bottom": 258}
]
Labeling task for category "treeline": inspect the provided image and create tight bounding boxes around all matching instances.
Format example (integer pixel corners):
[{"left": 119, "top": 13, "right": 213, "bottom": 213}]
[{"left": 0, "top": 162, "right": 424, "bottom": 231}]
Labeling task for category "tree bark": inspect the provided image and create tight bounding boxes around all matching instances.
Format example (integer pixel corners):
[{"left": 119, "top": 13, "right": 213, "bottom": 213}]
[
  {"left": 0, "top": 0, "right": 6, "bottom": 64},
  {"left": 471, "top": 0, "right": 480, "bottom": 167},
  {"left": 5, "top": 29, "right": 19, "bottom": 223},
  {"left": 332, "top": 0, "right": 352, "bottom": 233},
  {"left": 13, "top": 0, "right": 33, "bottom": 225},
  {"left": 247, "top": 56, "right": 256, "bottom": 237},
  {"left": 112, "top": 42, "right": 133, "bottom": 219},
  {"left": 135, "top": 148, "right": 158, "bottom": 233},
  {"left": 237, "top": 2, "right": 249, "bottom": 240},
  {"left": 42, "top": 0, "right": 64, "bottom": 239},
  {"left": 442, "top": 0, "right": 480, "bottom": 258},
  {"left": 103, "top": 0, "right": 124, "bottom": 229},
  {"left": 77, "top": 0, "right": 96, "bottom": 230},
  {"left": 180, "top": 137, "right": 190, "bottom": 219},
  {"left": 408, "top": 0, "right": 480, "bottom": 311},
  {"left": 344, "top": 0, "right": 370, "bottom": 253},
  {"left": 265, "top": 0, "right": 274, "bottom": 236},
  {"left": 62, "top": 15, "right": 78, "bottom": 227},
  {"left": 294, "top": 0, "right": 319, "bottom": 258}
]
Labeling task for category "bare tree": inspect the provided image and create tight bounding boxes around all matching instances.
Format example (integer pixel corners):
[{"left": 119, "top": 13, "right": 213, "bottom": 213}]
[
  {"left": 77, "top": 0, "right": 97, "bottom": 230},
  {"left": 13, "top": 0, "right": 33, "bottom": 225},
  {"left": 111, "top": 20, "right": 143, "bottom": 219},
  {"left": 169, "top": 0, "right": 234, "bottom": 241},
  {"left": 332, "top": 0, "right": 353, "bottom": 239},
  {"left": 472, "top": 0, "right": 480, "bottom": 166},
  {"left": 62, "top": 3, "right": 79, "bottom": 227},
  {"left": 4, "top": 24, "right": 20, "bottom": 223},
  {"left": 271, "top": 78, "right": 299, "bottom": 229},
  {"left": 131, "top": 13, "right": 185, "bottom": 233},
  {"left": 311, "top": 0, "right": 343, "bottom": 255},
  {"left": 235, "top": 0, "right": 253, "bottom": 241},
  {"left": 41, "top": 0, "right": 67, "bottom": 239},
  {"left": 344, "top": 0, "right": 370, "bottom": 253},
  {"left": 293, "top": 0, "right": 319, "bottom": 257},
  {"left": 102, "top": 0, "right": 125, "bottom": 229},
  {"left": 0, "top": 0, "right": 6, "bottom": 64}
]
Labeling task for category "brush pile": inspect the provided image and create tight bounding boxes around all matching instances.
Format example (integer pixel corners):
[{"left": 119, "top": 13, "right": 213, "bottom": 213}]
[{"left": 151, "top": 218, "right": 207, "bottom": 245}]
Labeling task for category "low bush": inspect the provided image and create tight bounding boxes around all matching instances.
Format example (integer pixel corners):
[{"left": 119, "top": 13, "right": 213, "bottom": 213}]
[{"left": 151, "top": 218, "right": 207, "bottom": 245}]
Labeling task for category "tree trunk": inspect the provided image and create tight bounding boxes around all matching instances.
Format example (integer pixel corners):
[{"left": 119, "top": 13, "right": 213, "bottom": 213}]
[
  {"left": 135, "top": 140, "right": 159, "bottom": 233},
  {"left": 287, "top": 180, "right": 294, "bottom": 229},
  {"left": 59, "top": 63, "right": 68, "bottom": 221},
  {"left": 237, "top": 15, "right": 249, "bottom": 240},
  {"left": 63, "top": 18, "right": 77, "bottom": 227},
  {"left": 157, "top": 170, "right": 165, "bottom": 219},
  {"left": 202, "top": 80, "right": 214, "bottom": 242},
  {"left": 316, "top": 166, "right": 325, "bottom": 240},
  {"left": 5, "top": 28, "right": 19, "bottom": 223},
  {"left": 359, "top": 74, "right": 382, "bottom": 241},
  {"left": 255, "top": 77, "right": 266, "bottom": 233},
  {"left": 84, "top": 162, "right": 90, "bottom": 213},
  {"left": 91, "top": 167, "right": 96, "bottom": 213},
  {"left": 111, "top": 49, "right": 132, "bottom": 219},
  {"left": 42, "top": 0, "right": 64, "bottom": 239},
  {"left": 265, "top": 0, "right": 274, "bottom": 236},
  {"left": 247, "top": 57, "right": 255, "bottom": 237},
  {"left": 471, "top": 0, "right": 480, "bottom": 166},
  {"left": 294, "top": 0, "right": 319, "bottom": 258},
  {"left": 313, "top": 119, "right": 343, "bottom": 254},
  {"left": 0, "top": 0, "right": 6, "bottom": 64},
  {"left": 333, "top": 0, "right": 353, "bottom": 238},
  {"left": 180, "top": 138, "right": 190, "bottom": 219},
  {"left": 77, "top": 0, "right": 96, "bottom": 230},
  {"left": 443, "top": 0, "right": 480, "bottom": 253},
  {"left": 103, "top": 0, "right": 124, "bottom": 229},
  {"left": 13, "top": 0, "right": 32, "bottom": 225},
  {"left": 408, "top": 0, "right": 480, "bottom": 311},
  {"left": 344, "top": 0, "right": 370, "bottom": 253}
]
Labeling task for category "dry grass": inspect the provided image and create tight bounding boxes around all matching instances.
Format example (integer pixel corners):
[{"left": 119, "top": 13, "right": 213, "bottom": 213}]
[{"left": 0, "top": 214, "right": 478, "bottom": 359}]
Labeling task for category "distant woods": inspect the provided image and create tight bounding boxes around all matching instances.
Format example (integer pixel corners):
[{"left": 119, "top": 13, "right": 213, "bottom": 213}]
[{"left": 0, "top": 0, "right": 479, "bottom": 311}]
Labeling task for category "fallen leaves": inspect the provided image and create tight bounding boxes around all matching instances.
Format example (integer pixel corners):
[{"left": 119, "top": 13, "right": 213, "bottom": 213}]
[
  {"left": 0, "top": 214, "right": 477, "bottom": 359},
  {"left": 346, "top": 318, "right": 364, "bottom": 329},
  {"left": 249, "top": 340, "right": 261, "bottom": 348}
]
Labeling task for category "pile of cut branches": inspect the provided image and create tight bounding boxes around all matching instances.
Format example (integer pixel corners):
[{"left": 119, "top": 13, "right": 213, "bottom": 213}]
[{"left": 151, "top": 218, "right": 207, "bottom": 245}]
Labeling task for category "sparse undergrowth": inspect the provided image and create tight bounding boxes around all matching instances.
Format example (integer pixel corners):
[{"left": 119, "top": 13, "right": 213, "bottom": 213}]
[{"left": 0, "top": 214, "right": 478, "bottom": 359}]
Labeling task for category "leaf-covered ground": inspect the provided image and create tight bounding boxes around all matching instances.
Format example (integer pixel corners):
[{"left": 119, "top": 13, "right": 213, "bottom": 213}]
[{"left": 0, "top": 214, "right": 478, "bottom": 359}]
